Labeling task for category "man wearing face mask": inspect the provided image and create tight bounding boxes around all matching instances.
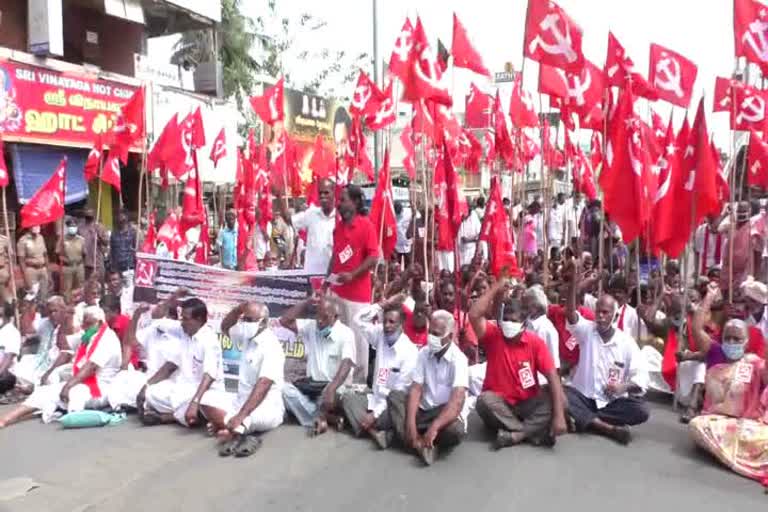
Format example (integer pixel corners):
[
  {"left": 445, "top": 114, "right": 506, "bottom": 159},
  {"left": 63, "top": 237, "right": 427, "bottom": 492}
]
[
  {"left": 387, "top": 310, "right": 469, "bottom": 466},
  {"left": 0, "top": 306, "right": 122, "bottom": 428},
  {"left": 469, "top": 280, "right": 567, "bottom": 449},
  {"left": 17, "top": 225, "right": 49, "bottom": 302},
  {"left": 342, "top": 300, "right": 419, "bottom": 448},
  {"left": 141, "top": 298, "right": 224, "bottom": 428},
  {"left": 280, "top": 295, "right": 356, "bottom": 436},
  {"left": 522, "top": 285, "right": 560, "bottom": 383},
  {"left": 563, "top": 260, "right": 650, "bottom": 444},
  {"left": 58, "top": 218, "right": 86, "bottom": 301},
  {"left": 200, "top": 302, "right": 285, "bottom": 457}
]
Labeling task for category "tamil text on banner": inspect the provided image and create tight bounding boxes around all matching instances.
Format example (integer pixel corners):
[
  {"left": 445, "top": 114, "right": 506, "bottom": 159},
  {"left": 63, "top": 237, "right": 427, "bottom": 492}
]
[
  {"left": 0, "top": 58, "right": 139, "bottom": 147},
  {"left": 132, "top": 253, "right": 321, "bottom": 378}
]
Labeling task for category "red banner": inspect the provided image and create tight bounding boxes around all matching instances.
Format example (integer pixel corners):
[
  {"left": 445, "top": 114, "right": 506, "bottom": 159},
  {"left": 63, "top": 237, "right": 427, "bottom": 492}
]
[{"left": 0, "top": 58, "right": 139, "bottom": 147}]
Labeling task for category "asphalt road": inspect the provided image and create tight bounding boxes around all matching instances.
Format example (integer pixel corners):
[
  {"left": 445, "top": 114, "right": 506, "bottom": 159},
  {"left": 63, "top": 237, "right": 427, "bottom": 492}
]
[{"left": 0, "top": 400, "right": 764, "bottom": 512}]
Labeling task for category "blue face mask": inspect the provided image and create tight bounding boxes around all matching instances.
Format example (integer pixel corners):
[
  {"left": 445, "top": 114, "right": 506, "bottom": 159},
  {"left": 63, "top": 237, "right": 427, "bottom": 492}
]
[
  {"left": 383, "top": 328, "right": 402, "bottom": 347},
  {"left": 722, "top": 342, "right": 745, "bottom": 361},
  {"left": 318, "top": 325, "right": 332, "bottom": 339}
]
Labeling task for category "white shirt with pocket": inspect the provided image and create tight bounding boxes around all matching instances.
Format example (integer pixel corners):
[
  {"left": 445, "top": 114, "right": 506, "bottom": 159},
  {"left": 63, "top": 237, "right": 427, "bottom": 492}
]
[
  {"left": 296, "top": 319, "right": 356, "bottom": 384},
  {"left": 292, "top": 206, "right": 336, "bottom": 274},
  {"left": 166, "top": 323, "right": 225, "bottom": 391},
  {"left": 0, "top": 322, "right": 22, "bottom": 372},
  {"left": 230, "top": 323, "right": 285, "bottom": 410},
  {"left": 412, "top": 342, "right": 470, "bottom": 427}
]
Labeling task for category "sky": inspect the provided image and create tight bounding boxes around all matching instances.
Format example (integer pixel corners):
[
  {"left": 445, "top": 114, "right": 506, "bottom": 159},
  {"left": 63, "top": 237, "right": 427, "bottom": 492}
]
[{"left": 243, "top": 0, "right": 741, "bottom": 148}]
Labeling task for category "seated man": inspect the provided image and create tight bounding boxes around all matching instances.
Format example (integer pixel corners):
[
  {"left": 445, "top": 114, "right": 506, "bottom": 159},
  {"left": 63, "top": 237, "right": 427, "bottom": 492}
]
[
  {"left": 387, "top": 310, "right": 469, "bottom": 466},
  {"left": 342, "top": 300, "right": 418, "bottom": 448},
  {"left": 140, "top": 298, "right": 224, "bottom": 427},
  {"left": 102, "top": 295, "right": 131, "bottom": 344},
  {"left": 469, "top": 280, "right": 567, "bottom": 450},
  {"left": 0, "top": 302, "right": 22, "bottom": 397},
  {"left": 279, "top": 295, "right": 355, "bottom": 435},
  {"left": 563, "top": 261, "right": 650, "bottom": 444},
  {"left": 12, "top": 296, "right": 68, "bottom": 391},
  {"left": 200, "top": 302, "right": 285, "bottom": 457},
  {"left": 522, "top": 285, "right": 560, "bottom": 381},
  {"left": 0, "top": 306, "right": 122, "bottom": 427}
]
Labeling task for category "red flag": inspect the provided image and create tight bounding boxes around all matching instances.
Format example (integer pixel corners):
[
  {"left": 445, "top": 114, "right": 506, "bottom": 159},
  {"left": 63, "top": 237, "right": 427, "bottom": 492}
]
[
  {"left": 400, "top": 125, "right": 416, "bottom": 179},
  {"left": 147, "top": 116, "right": 176, "bottom": 175},
  {"left": 257, "top": 189, "right": 273, "bottom": 233},
  {"left": 157, "top": 213, "right": 185, "bottom": 258},
  {"left": 309, "top": 135, "right": 335, "bottom": 179},
  {"left": 20, "top": 157, "right": 66, "bottom": 228},
  {"left": 493, "top": 91, "right": 515, "bottom": 166},
  {"left": 484, "top": 130, "right": 496, "bottom": 166},
  {"left": 465, "top": 83, "right": 494, "bottom": 128},
  {"left": 451, "top": 13, "right": 490, "bottom": 77},
  {"left": 540, "top": 61, "right": 604, "bottom": 119},
  {"left": 180, "top": 167, "right": 205, "bottom": 233},
  {"left": 605, "top": 33, "right": 657, "bottom": 100},
  {"left": 480, "top": 176, "right": 520, "bottom": 277},
  {"left": 462, "top": 128, "right": 483, "bottom": 174},
  {"left": 209, "top": 127, "right": 226, "bottom": 168},
  {"left": 250, "top": 78, "right": 285, "bottom": 125},
  {"left": 193, "top": 213, "right": 210, "bottom": 265},
  {"left": 648, "top": 43, "right": 698, "bottom": 108},
  {"left": 590, "top": 132, "right": 603, "bottom": 175},
  {"left": 734, "top": 0, "right": 768, "bottom": 73},
  {"left": 388, "top": 18, "right": 415, "bottom": 81},
  {"left": 253, "top": 144, "right": 270, "bottom": 192},
  {"left": 369, "top": 150, "right": 397, "bottom": 259},
  {"left": 714, "top": 76, "right": 742, "bottom": 112},
  {"left": 747, "top": 129, "right": 768, "bottom": 189},
  {"left": 350, "top": 71, "right": 387, "bottom": 117},
  {"left": 161, "top": 116, "right": 194, "bottom": 180},
  {"left": 401, "top": 18, "right": 452, "bottom": 106},
  {"left": 0, "top": 138, "right": 7, "bottom": 188},
  {"left": 412, "top": 99, "right": 437, "bottom": 143},
  {"left": 346, "top": 116, "right": 374, "bottom": 181},
  {"left": 538, "top": 63, "right": 568, "bottom": 98},
  {"left": 651, "top": 119, "right": 679, "bottom": 250},
  {"left": 509, "top": 73, "right": 539, "bottom": 128},
  {"left": 186, "top": 106, "right": 206, "bottom": 149},
  {"left": 109, "top": 87, "right": 145, "bottom": 164},
  {"left": 101, "top": 152, "right": 122, "bottom": 192},
  {"left": 730, "top": 83, "right": 768, "bottom": 131},
  {"left": 270, "top": 130, "right": 300, "bottom": 196},
  {"left": 522, "top": 130, "right": 541, "bottom": 165},
  {"left": 655, "top": 119, "right": 691, "bottom": 257},
  {"left": 433, "top": 143, "right": 463, "bottom": 251},
  {"left": 691, "top": 98, "right": 723, "bottom": 221},
  {"left": 572, "top": 147, "right": 597, "bottom": 201},
  {"left": 142, "top": 210, "right": 157, "bottom": 253},
  {"left": 365, "top": 81, "right": 396, "bottom": 131},
  {"left": 83, "top": 136, "right": 102, "bottom": 182},
  {"left": 524, "top": 0, "right": 584, "bottom": 71}
]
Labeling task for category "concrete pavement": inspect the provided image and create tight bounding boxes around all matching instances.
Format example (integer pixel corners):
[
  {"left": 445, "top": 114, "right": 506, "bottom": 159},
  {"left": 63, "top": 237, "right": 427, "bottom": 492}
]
[{"left": 0, "top": 401, "right": 764, "bottom": 512}]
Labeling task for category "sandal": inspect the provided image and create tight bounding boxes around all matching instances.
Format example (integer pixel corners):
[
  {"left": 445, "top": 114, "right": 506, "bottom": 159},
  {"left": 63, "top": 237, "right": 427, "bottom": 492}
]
[
  {"left": 218, "top": 437, "right": 240, "bottom": 457},
  {"left": 234, "top": 435, "right": 263, "bottom": 458},
  {"left": 140, "top": 411, "right": 162, "bottom": 427}
]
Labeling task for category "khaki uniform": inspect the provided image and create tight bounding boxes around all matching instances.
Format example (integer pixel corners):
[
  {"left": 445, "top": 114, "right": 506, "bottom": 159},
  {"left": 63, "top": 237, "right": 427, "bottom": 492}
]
[
  {"left": 0, "top": 235, "right": 11, "bottom": 302},
  {"left": 59, "top": 235, "right": 86, "bottom": 298},
  {"left": 17, "top": 233, "right": 49, "bottom": 300}
]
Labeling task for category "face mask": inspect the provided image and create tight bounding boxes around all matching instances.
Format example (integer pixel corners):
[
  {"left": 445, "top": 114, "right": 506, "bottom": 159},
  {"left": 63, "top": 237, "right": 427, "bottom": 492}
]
[
  {"left": 722, "top": 342, "right": 745, "bottom": 361},
  {"left": 31, "top": 226, "right": 41, "bottom": 235},
  {"left": 67, "top": 226, "right": 78, "bottom": 236},
  {"left": 500, "top": 321, "right": 524, "bottom": 339},
  {"left": 318, "top": 325, "right": 332, "bottom": 339},
  {"left": 155, "top": 318, "right": 176, "bottom": 333},
  {"left": 427, "top": 334, "right": 446, "bottom": 353},
  {"left": 81, "top": 324, "right": 100, "bottom": 344},
  {"left": 239, "top": 319, "right": 264, "bottom": 342},
  {"left": 383, "top": 328, "right": 402, "bottom": 347},
  {"left": 669, "top": 317, "right": 683, "bottom": 329}
]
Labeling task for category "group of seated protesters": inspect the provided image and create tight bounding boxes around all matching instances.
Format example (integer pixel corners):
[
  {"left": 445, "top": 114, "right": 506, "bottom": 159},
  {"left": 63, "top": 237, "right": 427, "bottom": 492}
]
[{"left": 0, "top": 250, "right": 766, "bottom": 485}]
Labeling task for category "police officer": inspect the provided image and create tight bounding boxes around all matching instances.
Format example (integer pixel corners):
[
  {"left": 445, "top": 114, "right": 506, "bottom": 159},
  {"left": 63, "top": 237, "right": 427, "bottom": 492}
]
[
  {"left": 58, "top": 217, "right": 86, "bottom": 300},
  {"left": 17, "top": 225, "right": 49, "bottom": 301}
]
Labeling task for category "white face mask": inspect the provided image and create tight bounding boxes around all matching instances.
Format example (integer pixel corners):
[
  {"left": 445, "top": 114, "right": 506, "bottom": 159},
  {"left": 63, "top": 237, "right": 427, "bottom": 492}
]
[
  {"left": 239, "top": 319, "right": 264, "bottom": 342},
  {"left": 427, "top": 334, "right": 446, "bottom": 354},
  {"left": 500, "top": 321, "right": 523, "bottom": 339},
  {"left": 67, "top": 226, "right": 78, "bottom": 236},
  {"left": 155, "top": 318, "right": 176, "bottom": 333},
  {"left": 31, "top": 226, "right": 41, "bottom": 235}
]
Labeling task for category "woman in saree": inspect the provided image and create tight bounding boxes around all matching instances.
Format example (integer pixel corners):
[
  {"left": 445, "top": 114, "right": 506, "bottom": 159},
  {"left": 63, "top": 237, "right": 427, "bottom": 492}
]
[{"left": 688, "top": 317, "right": 768, "bottom": 485}]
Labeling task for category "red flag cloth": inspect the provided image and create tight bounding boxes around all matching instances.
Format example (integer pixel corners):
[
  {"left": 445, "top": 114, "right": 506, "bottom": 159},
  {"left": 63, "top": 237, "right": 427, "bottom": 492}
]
[
  {"left": 600, "top": 88, "right": 652, "bottom": 243},
  {"left": 604, "top": 32, "right": 657, "bottom": 100},
  {"left": 388, "top": 18, "right": 415, "bottom": 81},
  {"left": 250, "top": 78, "right": 285, "bottom": 125},
  {"left": 186, "top": 106, "right": 206, "bottom": 149},
  {"left": 269, "top": 130, "right": 300, "bottom": 195},
  {"left": 648, "top": 43, "right": 698, "bottom": 108},
  {"left": 451, "top": 13, "right": 491, "bottom": 77},
  {"left": 193, "top": 213, "right": 210, "bottom": 265},
  {"left": 20, "top": 157, "right": 66, "bottom": 228},
  {"left": 434, "top": 103, "right": 463, "bottom": 149},
  {"left": 524, "top": 0, "right": 584, "bottom": 71},
  {"left": 651, "top": 119, "right": 678, "bottom": 251},
  {"left": 462, "top": 128, "right": 483, "bottom": 174},
  {"left": 257, "top": 190, "right": 273, "bottom": 233},
  {"left": 433, "top": 144, "right": 463, "bottom": 251},
  {"left": 590, "top": 132, "right": 603, "bottom": 175},
  {"left": 480, "top": 176, "right": 521, "bottom": 277},
  {"left": 730, "top": 83, "right": 768, "bottom": 131},
  {"left": 0, "top": 138, "right": 7, "bottom": 188},
  {"left": 369, "top": 150, "right": 397, "bottom": 259},
  {"left": 366, "top": 81, "right": 396, "bottom": 131},
  {"left": 734, "top": 0, "right": 768, "bottom": 73},
  {"left": 509, "top": 73, "right": 539, "bottom": 128},
  {"left": 714, "top": 76, "right": 742, "bottom": 112},
  {"left": 655, "top": 120, "right": 693, "bottom": 258},
  {"left": 160, "top": 115, "right": 194, "bottom": 180},
  {"left": 83, "top": 136, "right": 102, "bottom": 182},
  {"left": 401, "top": 18, "right": 452, "bottom": 107},
  {"left": 661, "top": 328, "right": 680, "bottom": 390},
  {"left": 484, "top": 130, "right": 496, "bottom": 166},
  {"left": 109, "top": 87, "right": 145, "bottom": 164},
  {"left": 209, "top": 127, "right": 226, "bottom": 168},
  {"left": 147, "top": 115, "right": 176, "bottom": 175},
  {"left": 101, "top": 152, "right": 122, "bottom": 192},
  {"left": 141, "top": 210, "right": 157, "bottom": 253},
  {"left": 522, "top": 130, "right": 541, "bottom": 165},
  {"left": 538, "top": 63, "right": 568, "bottom": 98},
  {"left": 400, "top": 125, "right": 416, "bottom": 179},
  {"left": 309, "top": 135, "right": 335, "bottom": 180},
  {"left": 748, "top": 130, "right": 768, "bottom": 189},
  {"left": 572, "top": 147, "right": 597, "bottom": 201},
  {"left": 691, "top": 98, "right": 722, "bottom": 221},
  {"left": 346, "top": 116, "right": 375, "bottom": 181},
  {"left": 465, "top": 83, "right": 494, "bottom": 128},
  {"left": 180, "top": 164, "right": 205, "bottom": 233},
  {"left": 350, "top": 70, "right": 387, "bottom": 117},
  {"left": 157, "top": 212, "right": 184, "bottom": 257},
  {"left": 493, "top": 91, "right": 515, "bottom": 167},
  {"left": 412, "top": 99, "right": 437, "bottom": 143}
]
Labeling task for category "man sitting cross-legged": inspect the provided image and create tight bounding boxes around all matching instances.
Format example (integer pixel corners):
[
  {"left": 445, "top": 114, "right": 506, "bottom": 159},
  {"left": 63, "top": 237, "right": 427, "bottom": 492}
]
[
  {"left": 279, "top": 295, "right": 355, "bottom": 435},
  {"left": 388, "top": 309, "right": 469, "bottom": 466},
  {"left": 468, "top": 279, "right": 567, "bottom": 450},
  {"left": 200, "top": 301, "right": 285, "bottom": 457}
]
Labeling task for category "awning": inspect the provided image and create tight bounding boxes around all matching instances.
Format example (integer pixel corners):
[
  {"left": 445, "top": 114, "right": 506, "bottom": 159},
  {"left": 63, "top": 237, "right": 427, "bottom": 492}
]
[{"left": 10, "top": 143, "right": 89, "bottom": 205}]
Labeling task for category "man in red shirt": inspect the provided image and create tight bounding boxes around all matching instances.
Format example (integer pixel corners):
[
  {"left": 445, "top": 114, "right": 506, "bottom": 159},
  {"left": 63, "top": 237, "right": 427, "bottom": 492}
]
[
  {"left": 326, "top": 185, "right": 380, "bottom": 383},
  {"left": 469, "top": 279, "right": 567, "bottom": 450}
]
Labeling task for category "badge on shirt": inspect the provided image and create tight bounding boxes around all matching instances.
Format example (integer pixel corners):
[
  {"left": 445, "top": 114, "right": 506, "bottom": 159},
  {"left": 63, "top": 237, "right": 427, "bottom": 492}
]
[
  {"left": 376, "top": 367, "right": 390, "bottom": 388},
  {"left": 565, "top": 336, "right": 577, "bottom": 351},
  {"left": 608, "top": 367, "right": 622, "bottom": 385},
  {"left": 339, "top": 244, "right": 353, "bottom": 264},
  {"left": 518, "top": 362, "right": 535, "bottom": 389},
  {"left": 735, "top": 363, "right": 754, "bottom": 384}
]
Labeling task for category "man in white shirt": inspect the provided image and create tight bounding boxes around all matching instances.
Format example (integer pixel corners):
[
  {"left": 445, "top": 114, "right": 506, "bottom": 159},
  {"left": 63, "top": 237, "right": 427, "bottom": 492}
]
[
  {"left": 522, "top": 286, "right": 560, "bottom": 381},
  {"left": 279, "top": 295, "right": 355, "bottom": 435},
  {"left": 458, "top": 203, "right": 482, "bottom": 266},
  {"left": 693, "top": 215, "right": 726, "bottom": 277},
  {"left": 548, "top": 193, "right": 567, "bottom": 249},
  {"left": 388, "top": 309, "right": 469, "bottom": 466},
  {"left": 0, "top": 303, "right": 22, "bottom": 395},
  {"left": 563, "top": 263, "right": 650, "bottom": 445},
  {"left": 0, "top": 306, "right": 123, "bottom": 427},
  {"left": 565, "top": 192, "right": 585, "bottom": 244},
  {"left": 12, "top": 296, "right": 68, "bottom": 390},
  {"left": 342, "top": 301, "right": 418, "bottom": 449},
  {"left": 394, "top": 201, "right": 412, "bottom": 265},
  {"left": 201, "top": 301, "right": 285, "bottom": 457},
  {"left": 608, "top": 275, "right": 640, "bottom": 341},
  {"left": 280, "top": 178, "right": 336, "bottom": 274},
  {"left": 140, "top": 298, "right": 224, "bottom": 428},
  {"left": 742, "top": 278, "right": 768, "bottom": 341}
]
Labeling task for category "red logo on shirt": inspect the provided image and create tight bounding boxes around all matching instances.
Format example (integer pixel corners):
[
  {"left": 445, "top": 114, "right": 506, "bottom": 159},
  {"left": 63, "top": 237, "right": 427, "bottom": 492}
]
[{"left": 339, "top": 244, "right": 353, "bottom": 264}]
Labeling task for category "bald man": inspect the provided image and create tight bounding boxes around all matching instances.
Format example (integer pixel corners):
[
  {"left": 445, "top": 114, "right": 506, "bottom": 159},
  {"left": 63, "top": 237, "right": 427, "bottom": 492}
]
[
  {"left": 563, "top": 261, "right": 650, "bottom": 445},
  {"left": 201, "top": 302, "right": 285, "bottom": 456}
]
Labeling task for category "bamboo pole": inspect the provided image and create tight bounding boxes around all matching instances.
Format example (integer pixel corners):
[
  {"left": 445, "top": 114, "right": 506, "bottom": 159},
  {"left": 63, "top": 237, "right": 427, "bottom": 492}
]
[{"left": 2, "top": 187, "right": 19, "bottom": 325}]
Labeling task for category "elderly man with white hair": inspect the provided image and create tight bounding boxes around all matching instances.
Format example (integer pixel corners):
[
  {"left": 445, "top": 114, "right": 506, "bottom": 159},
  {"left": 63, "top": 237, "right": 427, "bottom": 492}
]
[
  {"left": 0, "top": 306, "right": 122, "bottom": 428},
  {"left": 522, "top": 285, "right": 560, "bottom": 381},
  {"left": 387, "top": 309, "right": 470, "bottom": 466},
  {"left": 741, "top": 277, "right": 768, "bottom": 341},
  {"left": 200, "top": 301, "right": 285, "bottom": 457}
]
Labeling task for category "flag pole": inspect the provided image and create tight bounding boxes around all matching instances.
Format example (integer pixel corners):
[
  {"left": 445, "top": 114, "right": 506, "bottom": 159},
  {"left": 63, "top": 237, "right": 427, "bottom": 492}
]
[
  {"left": 2, "top": 186, "right": 19, "bottom": 325},
  {"left": 597, "top": 87, "right": 609, "bottom": 295},
  {"left": 94, "top": 147, "right": 104, "bottom": 262},
  {"left": 728, "top": 76, "right": 739, "bottom": 303},
  {"left": 538, "top": 93, "right": 550, "bottom": 288}
]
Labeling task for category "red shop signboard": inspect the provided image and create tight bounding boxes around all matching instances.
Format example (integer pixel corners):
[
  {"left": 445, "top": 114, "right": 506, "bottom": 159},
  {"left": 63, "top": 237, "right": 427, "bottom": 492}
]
[{"left": 0, "top": 58, "right": 139, "bottom": 147}]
